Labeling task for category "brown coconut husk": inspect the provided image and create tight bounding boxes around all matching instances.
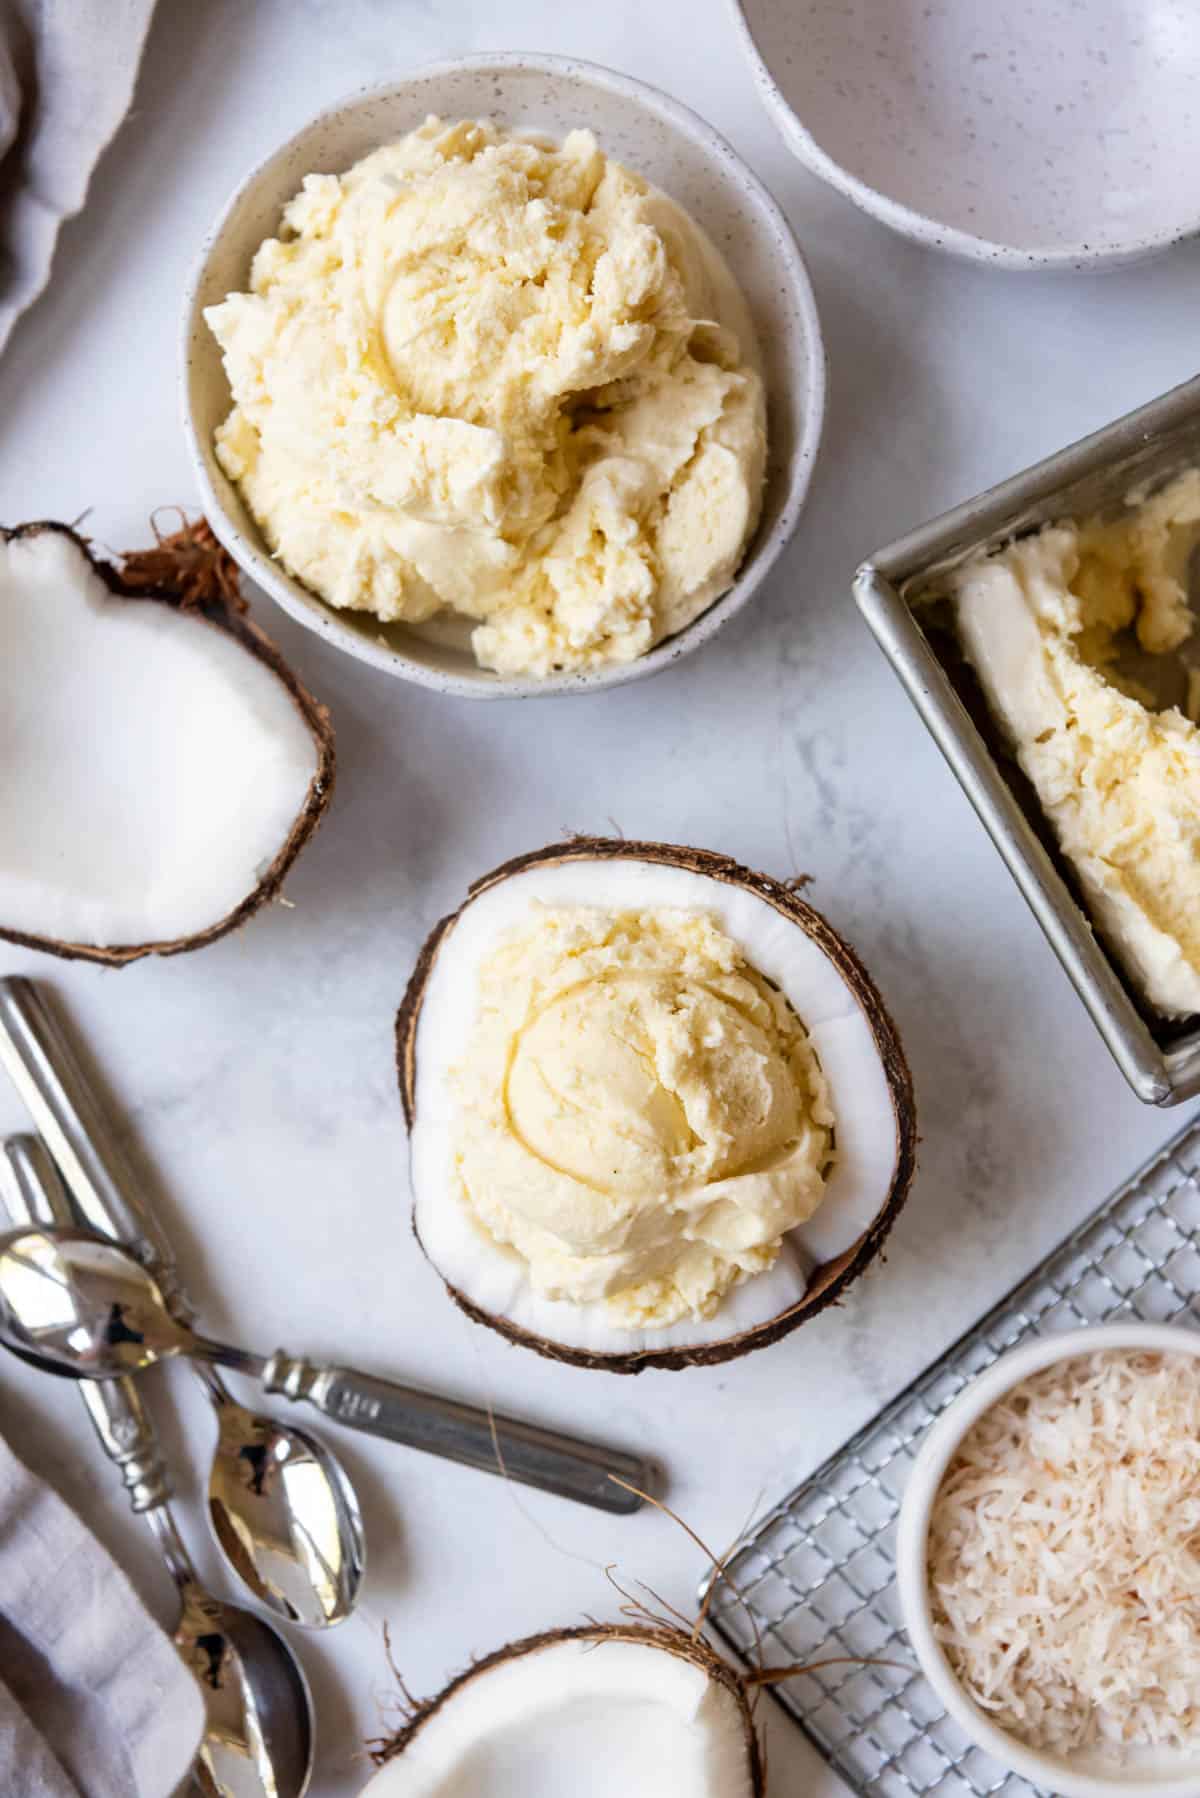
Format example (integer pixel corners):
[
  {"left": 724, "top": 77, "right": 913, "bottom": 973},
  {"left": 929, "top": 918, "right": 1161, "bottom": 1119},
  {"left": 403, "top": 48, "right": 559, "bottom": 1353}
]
[
  {"left": 0, "top": 517, "right": 335, "bottom": 966},
  {"left": 395, "top": 837, "right": 918, "bottom": 1373},
  {"left": 367, "top": 1490, "right": 909, "bottom": 1789},
  {"left": 368, "top": 1622, "right": 766, "bottom": 1790}
]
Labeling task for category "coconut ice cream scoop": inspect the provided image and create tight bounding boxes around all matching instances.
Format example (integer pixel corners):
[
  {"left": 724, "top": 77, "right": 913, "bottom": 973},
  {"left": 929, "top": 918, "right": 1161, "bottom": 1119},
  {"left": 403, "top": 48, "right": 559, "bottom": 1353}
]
[
  {"left": 0, "top": 520, "right": 334, "bottom": 963},
  {"left": 396, "top": 839, "right": 916, "bottom": 1371}
]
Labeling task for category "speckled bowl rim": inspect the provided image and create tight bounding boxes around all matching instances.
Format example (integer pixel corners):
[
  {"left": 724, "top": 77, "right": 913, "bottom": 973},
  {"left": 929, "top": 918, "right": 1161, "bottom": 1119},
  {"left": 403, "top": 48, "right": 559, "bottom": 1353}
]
[
  {"left": 727, "top": 0, "right": 1200, "bottom": 271},
  {"left": 896, "top": 1322, "right": 1200, "bottom": 1798},
  {"left": 181, "top": 52, "right": 825, "bottom": 700}
]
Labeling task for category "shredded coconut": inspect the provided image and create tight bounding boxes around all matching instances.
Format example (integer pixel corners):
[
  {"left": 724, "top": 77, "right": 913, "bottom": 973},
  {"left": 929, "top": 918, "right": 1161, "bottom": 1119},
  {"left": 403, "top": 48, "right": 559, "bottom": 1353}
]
[{"left": 928, "top": 1350, "right": 1200, "bottom": 1758}]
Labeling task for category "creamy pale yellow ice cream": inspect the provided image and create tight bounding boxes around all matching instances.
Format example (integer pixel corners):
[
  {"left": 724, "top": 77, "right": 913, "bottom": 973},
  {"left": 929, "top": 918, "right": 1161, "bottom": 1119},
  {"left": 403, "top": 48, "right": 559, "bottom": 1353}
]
[
  {"left": 450, "top": 905, "right": 834, "bottom": 1328},
  {"left": 951, "top": 470, "right": 1200, "bottom": 1017},
  {"left": 205, "top": 117, "right": 766, "bottom": 678}
]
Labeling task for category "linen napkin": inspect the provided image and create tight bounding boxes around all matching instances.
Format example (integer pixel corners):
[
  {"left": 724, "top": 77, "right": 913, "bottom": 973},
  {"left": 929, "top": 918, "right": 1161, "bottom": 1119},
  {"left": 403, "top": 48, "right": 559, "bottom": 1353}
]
[
  {"left": 0, "top": 1420, "right": 204, "bottom": 1798},
  {"left": 0, "top": 0, "right": 156, "bottom": 354}
]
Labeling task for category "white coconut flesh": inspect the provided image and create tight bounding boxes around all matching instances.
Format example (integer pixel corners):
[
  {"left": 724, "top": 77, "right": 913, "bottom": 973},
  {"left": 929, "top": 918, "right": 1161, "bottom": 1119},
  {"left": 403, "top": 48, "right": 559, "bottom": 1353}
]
[
  {"left": 0, "top": 530, "right": 321, "bottom": 950},
  {"left": 362, "top": 1635, "right": 755, "bottom": 1798},
  {"left": 410, "top": 856, "right": 901, "bottom": 1356}
]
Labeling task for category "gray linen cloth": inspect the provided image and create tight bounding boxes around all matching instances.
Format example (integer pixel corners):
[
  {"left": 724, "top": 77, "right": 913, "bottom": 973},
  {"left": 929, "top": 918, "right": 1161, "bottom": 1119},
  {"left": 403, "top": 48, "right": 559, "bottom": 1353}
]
[
  {"left": 0, "top": 5, "right": 205, "bottom": 1783},
  {"left": 0, "top": 1424, "right": 204, "bottom": 1797},
  {"left": 0, "top": 0, "right": 156, "bottom": 353}
]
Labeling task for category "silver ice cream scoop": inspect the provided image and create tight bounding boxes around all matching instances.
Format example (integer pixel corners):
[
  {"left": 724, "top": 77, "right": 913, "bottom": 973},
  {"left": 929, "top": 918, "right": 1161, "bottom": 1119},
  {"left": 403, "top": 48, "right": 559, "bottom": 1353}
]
[{"left": 0, "top": 1218, "right": 649, "bottom": 1513}]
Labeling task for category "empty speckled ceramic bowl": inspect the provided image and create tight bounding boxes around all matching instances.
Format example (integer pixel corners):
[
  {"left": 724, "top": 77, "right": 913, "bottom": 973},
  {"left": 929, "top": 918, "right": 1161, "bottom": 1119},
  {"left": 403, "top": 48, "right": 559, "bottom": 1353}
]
[
  {"left": 731, "top": 0, "right": 1200, "bottom": 269},
  {"left": 182, "top": 54, "right": 824, "bottom": 699}
]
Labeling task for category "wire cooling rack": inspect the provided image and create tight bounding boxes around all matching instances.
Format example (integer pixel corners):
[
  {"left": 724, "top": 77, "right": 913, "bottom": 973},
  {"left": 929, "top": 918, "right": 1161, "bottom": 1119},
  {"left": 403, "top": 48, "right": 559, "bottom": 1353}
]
[{"left": 704, "top": 1114, "right": 1200, "bottom": 1798}]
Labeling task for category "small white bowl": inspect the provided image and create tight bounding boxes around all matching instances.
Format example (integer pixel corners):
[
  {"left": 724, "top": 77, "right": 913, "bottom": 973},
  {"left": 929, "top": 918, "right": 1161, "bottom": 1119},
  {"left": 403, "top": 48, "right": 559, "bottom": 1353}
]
[
  {"left": 182, "top": 54, "right": 824, "bottom": 699},
  {"left": 731, "top": 0, "right": 1200, "bottom": 270},
  {"left": 897, "top": 1322, "right": 1200, "bottom": 1798}
]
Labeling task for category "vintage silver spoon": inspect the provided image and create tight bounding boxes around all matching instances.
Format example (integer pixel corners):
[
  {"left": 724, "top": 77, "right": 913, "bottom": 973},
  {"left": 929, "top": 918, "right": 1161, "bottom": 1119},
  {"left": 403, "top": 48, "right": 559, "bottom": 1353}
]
[
  {"left": 0, "top": 1223, "right": 650, "bottom": 1513},
  {"left": 0, "top": 975, "right": 366, "bottom": 1628},
  {"left": 0, "top": 1139, "right": 314, "bottom": 1798}
]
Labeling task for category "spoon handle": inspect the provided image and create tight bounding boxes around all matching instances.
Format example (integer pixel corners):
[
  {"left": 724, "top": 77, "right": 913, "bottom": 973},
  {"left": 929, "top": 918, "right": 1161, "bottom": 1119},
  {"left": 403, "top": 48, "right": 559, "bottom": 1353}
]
[
  {"left": 0, "top": 1135, "right": 174, "bottom": 1515},
  {"left": 261, "top": 1352, "right": 649, "bottom": 1514},
  {"left": 0, "top": 982, "right": 252, "bottom": 1432},
  {"left": 0, "top": 979, "right": 185, "bottom": 1300}
]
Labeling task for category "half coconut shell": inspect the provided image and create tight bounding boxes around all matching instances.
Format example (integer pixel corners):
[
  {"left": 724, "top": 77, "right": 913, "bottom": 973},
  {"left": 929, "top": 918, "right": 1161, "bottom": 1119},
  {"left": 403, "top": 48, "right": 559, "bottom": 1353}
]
[
  {"left": 397, "top": 838, "right": 917, "bottom": 1373},
  {"left": 0, "top": 519, "right": 334, "bottom": 964},
  {"left": 367, "top": 1622, "right": 764, "bottom": 1796}
]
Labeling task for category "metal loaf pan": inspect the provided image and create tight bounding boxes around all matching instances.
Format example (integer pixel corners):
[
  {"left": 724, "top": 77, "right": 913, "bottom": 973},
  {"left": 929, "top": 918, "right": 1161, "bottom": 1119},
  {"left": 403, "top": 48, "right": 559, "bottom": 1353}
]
[{"left": 854, "top": 374, "right": 1200, "bottom": 1106}]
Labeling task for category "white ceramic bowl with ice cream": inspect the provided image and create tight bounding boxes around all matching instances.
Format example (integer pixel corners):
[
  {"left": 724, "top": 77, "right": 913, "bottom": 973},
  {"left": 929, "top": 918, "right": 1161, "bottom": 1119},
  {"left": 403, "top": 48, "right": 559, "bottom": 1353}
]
[{"left": 182, "top": 54, "right": 824, "bottom": 698}]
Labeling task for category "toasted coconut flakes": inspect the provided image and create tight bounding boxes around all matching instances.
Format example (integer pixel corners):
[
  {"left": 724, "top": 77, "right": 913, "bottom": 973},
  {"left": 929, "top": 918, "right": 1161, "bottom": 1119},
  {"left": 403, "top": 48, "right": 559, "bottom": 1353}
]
[{"left": 928, "top": 1350, "right": 1200, "bottom": 1757}]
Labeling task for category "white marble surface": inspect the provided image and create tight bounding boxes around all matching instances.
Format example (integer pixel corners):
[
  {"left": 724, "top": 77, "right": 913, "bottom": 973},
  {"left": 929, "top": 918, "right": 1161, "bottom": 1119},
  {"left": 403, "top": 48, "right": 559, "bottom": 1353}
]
[{"left": 1, "top": 2, "right": 1197, "bottom": 1793}]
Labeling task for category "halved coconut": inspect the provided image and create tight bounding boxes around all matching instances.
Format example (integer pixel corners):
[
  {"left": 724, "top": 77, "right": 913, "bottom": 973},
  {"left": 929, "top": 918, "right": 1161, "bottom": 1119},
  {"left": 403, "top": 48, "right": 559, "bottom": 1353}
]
[
  {"left": 365, "top": 1624, "right": 763, "bottom": 1797},
  {"left": 0, "top": 521, "right": 334, "bottom": 963},
  {"left": 397, "top": 839, "right": 916, "bottom": 1372}
]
